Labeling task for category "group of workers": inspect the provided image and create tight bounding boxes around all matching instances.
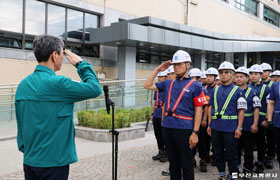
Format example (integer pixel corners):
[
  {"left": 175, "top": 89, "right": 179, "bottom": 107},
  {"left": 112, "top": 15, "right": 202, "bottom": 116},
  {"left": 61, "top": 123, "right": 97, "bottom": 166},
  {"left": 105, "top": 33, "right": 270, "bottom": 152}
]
[{"left": 143, "top": 50, "right": 280, "bottom": 180}]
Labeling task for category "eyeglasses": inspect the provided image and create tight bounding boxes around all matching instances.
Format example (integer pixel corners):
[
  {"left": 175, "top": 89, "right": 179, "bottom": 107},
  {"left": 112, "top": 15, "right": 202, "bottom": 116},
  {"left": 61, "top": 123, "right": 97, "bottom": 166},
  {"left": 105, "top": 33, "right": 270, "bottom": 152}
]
[{"left": 219, "top": 70, "right": 231, "bottom": 75}]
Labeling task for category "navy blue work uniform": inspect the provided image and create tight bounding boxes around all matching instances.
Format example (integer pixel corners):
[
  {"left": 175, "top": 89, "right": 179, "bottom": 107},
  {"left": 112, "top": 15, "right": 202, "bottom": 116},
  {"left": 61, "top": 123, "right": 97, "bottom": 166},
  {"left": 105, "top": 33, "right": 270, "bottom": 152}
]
[
  {"left": 263, "top": 80, "right": 274, "bottom": 88},
  {"left": 156, "top": 77, "right": 207, "bottom": 180},
  {"left": 249, "top": 83, "right": 271, "bottom": 163},
  {"left": 237, "top": 87, "right": 261, "bottom": 172},
  {"left": 152, "top": 91, "right": 165, "bottom": 152},
  {"left": 268, "top": 82, "right": 280, "bottom": 166},
  {"left": 209, "top": 83, "right": 246, "bottom": 177}
]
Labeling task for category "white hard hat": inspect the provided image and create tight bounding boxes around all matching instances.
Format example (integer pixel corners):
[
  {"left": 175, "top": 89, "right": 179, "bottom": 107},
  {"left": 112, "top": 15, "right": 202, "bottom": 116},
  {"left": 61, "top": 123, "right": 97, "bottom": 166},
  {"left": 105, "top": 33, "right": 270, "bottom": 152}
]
[
  {"left": 271, "top": 70, "right": 280, "bottom": 77},
  {"left": 216, "top": 75, "right": 220, "bottom": 80},
  {"left": 235, "top": 66, "right": 249, "bottom": 76},
  {"left": 171, "top": 50, "right": 191, "bottom": 64},
  {"left": 206, "top": 68, "right": 219, "bottom": 76},
  {"left": 158, "top": 70, "right": 167, "bottom": 77},
  {"left": 249, "top": 64, "right": 263, "bottom": 73},
  {"left": 218, "top": 61, "right": 235, "bottom": 71},
  {"left": 201, "top": 71, "right": 206, "bottom": 79},
  {"left": 189, "top": 68, "right": 202, "bottom": 77},
  {"left": 167, "top": 65, "right": 175, "bottom": 74},
  {"left": 261, "top": 63, "right": 272, "bottom": 71}
]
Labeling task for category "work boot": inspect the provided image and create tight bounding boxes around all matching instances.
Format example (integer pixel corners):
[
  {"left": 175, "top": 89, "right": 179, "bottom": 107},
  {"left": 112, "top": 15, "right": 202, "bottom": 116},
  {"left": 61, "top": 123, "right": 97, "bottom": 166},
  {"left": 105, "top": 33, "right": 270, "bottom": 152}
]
[
  {"left": 161, "top": 169, "right": 170, "bottom": 176},
  {"left": 199, "top": 160, "right": 207, "bottom": 172},
  {"left": 152, "top": 150, "right": 163, "bottom": 161},
  {"left": 159, "top": 151, "right": 168, "bottom": 162},
  {"left": 218, "top": 175, "right": 227, "bottom": 180},
  {"left": 193, "top": 158, "right": 197, "bottom": 167},
  {"left": 264, "top": 156, "right": 274, "bottom": 169},
  {"left": 243, "top": 169, "right": 253, "bottom": 180},
  {"left": 255, "top": 162, "right": 264, "bottom": 173}
]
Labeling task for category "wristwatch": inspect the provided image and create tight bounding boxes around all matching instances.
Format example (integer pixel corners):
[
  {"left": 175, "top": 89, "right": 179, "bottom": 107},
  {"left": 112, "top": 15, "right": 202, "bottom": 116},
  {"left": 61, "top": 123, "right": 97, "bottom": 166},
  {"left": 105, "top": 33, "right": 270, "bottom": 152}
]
[
  {"left": 237, "top": 127, "right": 242, "bottom": 131},
  {"left": 74, "top": 61, "right": 82, "bottom": 68},
  {"left": 192, "top": 130, "right": 199, "bottom": 135}
]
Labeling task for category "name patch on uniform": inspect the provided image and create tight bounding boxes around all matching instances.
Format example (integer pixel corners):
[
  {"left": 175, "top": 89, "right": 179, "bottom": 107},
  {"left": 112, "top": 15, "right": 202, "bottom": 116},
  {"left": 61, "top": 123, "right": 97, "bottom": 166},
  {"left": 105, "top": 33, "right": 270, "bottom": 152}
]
[
  {"left": 237, "top": 97, "right": 247, "bottom": 110},
  {"left": 253, "top": 96, "right": 261, "bottom": 108}
]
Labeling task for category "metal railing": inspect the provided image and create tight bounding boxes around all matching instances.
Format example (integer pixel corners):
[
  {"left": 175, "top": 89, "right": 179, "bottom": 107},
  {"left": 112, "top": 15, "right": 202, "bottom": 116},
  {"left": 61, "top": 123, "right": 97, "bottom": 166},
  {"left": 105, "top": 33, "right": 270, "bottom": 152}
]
[{"left": 0, "top": 80, "right": 154, "bottom": 124}]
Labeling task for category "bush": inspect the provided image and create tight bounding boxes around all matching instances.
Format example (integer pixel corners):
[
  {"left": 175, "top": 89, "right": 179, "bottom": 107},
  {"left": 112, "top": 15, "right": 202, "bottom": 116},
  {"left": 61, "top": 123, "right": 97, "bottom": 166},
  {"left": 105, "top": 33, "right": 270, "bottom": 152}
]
[{"left": 77, "top": 106, "right": 152, "bottom": 129}]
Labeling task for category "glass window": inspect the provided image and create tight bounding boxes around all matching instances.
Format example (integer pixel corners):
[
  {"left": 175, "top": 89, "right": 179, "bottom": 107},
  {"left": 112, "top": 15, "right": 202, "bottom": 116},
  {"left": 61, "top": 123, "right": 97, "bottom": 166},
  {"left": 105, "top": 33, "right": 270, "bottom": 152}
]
[
  {"left": 0, "top": 36, "right": 21, "bottom": 48},
  {"left": 85, "top": 13, "right": 98, "bottom": 41},
  {"left": 83, "top": 44, "right": 99, "bottom": 57},
  {"left": 234, "top": 0, "right": 257, "bottom": 16},
  {"left": 67, "top": 9, "right": 83, "bottom": 40},
  {"left": 48, "top": 4, "right": 65, "bottom": 38},
  {"left": 264, "top": 7, "right": 280, "bottom": 27},
  {"left": 25, "top": 0, "right": 46, "bottom": 35},
  {"left": 206, "top": 52, "right": 225, "bottom": 69},
  {"left": 0, "top": 0, "right": 23, "bottom": 33}
]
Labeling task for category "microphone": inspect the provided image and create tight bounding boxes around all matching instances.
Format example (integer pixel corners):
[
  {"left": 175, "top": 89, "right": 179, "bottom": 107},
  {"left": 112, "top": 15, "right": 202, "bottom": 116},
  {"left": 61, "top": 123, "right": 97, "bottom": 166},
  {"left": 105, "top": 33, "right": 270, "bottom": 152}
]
[{"left": 103, "top": 85, "right": 111, "bottom": 114}]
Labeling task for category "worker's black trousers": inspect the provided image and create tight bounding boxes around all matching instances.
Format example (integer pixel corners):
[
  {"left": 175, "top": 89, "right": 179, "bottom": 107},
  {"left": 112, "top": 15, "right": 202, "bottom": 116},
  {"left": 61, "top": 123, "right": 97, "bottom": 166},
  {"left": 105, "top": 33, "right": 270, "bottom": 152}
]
[
  {"left": 152, "top": 117, "right": 165, "bottom": 151},
  {"left": 162, "top": 127, "right": 194, "bottom": 180},
  {"left": 266, "top": 126, "right": 275, "bottom": 158},
  {"left": 255, "top": 124, "right": 266, "bottom": 163},
  {"left": 237, "top": 131, "right": 254, "bottom": 171},
  {"left": 211, "top": 129, "right": 238, "bottom": 175},
  {"left": 193, "top": 126, "right": 210, "bottom": 160}
]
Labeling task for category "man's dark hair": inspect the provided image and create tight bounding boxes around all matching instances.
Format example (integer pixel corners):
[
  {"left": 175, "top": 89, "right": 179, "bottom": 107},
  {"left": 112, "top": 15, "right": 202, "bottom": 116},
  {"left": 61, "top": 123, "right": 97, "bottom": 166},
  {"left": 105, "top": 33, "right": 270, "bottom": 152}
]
[{"left": 33, "top": 35, "right": 64, "bottom": 62}]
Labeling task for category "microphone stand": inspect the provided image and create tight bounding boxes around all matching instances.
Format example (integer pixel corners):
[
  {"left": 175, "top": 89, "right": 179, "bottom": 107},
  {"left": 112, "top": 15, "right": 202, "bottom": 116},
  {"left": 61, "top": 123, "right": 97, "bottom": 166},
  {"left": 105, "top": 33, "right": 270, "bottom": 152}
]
[{"left": 107, "top": 98, "right": 119, "bottom": 180}]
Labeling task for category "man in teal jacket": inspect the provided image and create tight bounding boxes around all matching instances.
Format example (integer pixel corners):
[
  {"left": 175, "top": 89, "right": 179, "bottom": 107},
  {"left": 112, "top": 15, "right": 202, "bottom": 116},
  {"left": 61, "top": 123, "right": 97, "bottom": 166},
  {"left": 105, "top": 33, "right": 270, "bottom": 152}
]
[{"left": 15, "top": 35, "right": 102, "bottom": 179}]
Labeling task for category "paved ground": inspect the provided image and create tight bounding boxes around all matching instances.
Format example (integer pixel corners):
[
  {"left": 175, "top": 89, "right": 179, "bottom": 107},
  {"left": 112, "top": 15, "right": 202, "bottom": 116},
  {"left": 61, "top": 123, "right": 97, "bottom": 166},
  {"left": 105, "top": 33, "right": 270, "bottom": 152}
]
[{"left": 0, "top": 128, "right": 279, "bottom": 180}]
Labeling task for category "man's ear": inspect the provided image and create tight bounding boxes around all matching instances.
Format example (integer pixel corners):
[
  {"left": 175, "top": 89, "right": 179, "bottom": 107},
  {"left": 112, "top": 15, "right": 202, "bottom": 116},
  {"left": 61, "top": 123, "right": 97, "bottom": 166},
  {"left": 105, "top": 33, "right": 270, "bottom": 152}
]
[
  {"left": 50, "top": 51, "right": 57, "bottom": 63},
  {"left": 186, "top": 62, "right": 191, "bottom": 69}
]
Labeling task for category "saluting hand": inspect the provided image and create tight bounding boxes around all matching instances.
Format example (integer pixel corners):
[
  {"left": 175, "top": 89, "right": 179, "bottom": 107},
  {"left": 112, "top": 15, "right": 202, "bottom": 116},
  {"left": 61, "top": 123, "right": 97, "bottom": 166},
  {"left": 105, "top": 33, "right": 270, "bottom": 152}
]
[
  {"left": 64, "top": 49, "right": 82, "bottom": 65},
  {"left": 189, "top": 133, "right": 198, "bottom": 149},
  {"left": 235, "top": 129, "right": 242, "bottom": 138},
  {"left": 156, "top": 60, "right": 171, "bottom": 72}
]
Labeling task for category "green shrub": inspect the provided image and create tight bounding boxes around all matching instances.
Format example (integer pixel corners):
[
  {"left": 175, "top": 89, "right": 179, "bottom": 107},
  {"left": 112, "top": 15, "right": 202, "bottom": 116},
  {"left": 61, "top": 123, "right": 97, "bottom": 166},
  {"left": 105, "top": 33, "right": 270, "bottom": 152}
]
[{"left": 77, "top": 106, "right": 152, "bottom": 129}]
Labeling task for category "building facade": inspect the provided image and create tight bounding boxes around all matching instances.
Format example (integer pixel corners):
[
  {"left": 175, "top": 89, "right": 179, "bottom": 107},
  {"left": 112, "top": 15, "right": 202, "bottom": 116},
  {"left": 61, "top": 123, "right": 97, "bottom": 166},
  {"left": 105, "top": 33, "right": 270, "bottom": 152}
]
[{"left": 1, "top": 0, "right": 280, "bottom": 84}]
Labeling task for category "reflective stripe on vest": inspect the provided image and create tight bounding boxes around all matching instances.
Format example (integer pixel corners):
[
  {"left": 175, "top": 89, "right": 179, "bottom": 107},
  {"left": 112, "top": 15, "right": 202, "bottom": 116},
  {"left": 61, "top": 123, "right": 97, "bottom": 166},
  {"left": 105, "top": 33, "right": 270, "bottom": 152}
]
[
  {"left": 245, "top": 87, "right": 252, "bottom": 99},
  {"left": 213, "top": 85, "right": 239, "bottom": 119},
  {"left": 244, "top": 113, "right": 253, "bottom": 117},
  {"left": 165, "top": 79, "right": 195, "bottom": 120},
  {"left": 269, "top": 81, "right": 273, "bottom": 88},
  {"left": 259, "top": 84, "right": 266, "bottom": 101},
  {"left": 212, "top": 115, "right": 238, "bottom": 120},
  {"left": 259, "top": 84, "right": 267, "bottom": 116},
  {"left": 244, "top": 87, "right": 253, "bottom": 117}
]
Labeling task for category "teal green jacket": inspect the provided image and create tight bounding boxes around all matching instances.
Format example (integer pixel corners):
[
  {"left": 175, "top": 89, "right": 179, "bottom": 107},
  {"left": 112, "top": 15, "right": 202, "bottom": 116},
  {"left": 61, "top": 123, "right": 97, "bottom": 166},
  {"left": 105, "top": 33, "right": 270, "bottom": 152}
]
[{"left": 15, "top": 61, "right": 102, "bottom": 167}]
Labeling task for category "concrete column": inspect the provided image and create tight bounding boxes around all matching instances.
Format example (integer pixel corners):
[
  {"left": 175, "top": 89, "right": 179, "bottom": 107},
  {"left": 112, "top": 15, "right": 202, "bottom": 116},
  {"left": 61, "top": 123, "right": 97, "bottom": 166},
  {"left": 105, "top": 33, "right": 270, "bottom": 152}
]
[
  {"left": 258, "top": 2, "right": 264, "bottom": 20},
  {"left": 225, "top": 53, "right": 234, "bottom": 63},
  {"left": 256, "top": 52, "right": 261, "bottom": 64},
  {"left": 243, "top": 53, "right": 248, "bottom": 68},
  {"left": 201, "top": 53, "right": 207, "bottom": 71},
  {"left": 117, "top": 46, "right": 136, "bottom": 108}
]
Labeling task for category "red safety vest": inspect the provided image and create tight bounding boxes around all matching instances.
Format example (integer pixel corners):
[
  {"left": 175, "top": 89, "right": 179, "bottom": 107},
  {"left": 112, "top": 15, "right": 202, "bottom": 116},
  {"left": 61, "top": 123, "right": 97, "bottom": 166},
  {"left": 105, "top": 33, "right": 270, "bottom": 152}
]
[
  {"left": 165, "top": 79, "right": 195, "bottom": 121},
  {"left": 154, "top": 91, "right": 163, "bottom": 108}
]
